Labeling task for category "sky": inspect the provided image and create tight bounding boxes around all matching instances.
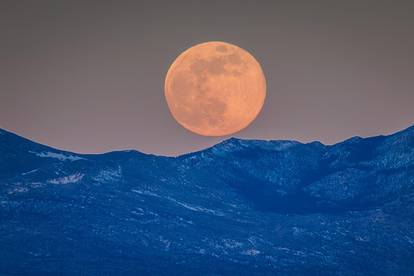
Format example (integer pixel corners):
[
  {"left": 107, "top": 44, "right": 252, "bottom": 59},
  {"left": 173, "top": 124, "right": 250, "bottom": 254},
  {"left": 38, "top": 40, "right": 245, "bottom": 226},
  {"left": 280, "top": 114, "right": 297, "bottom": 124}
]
[{"left": 1, "top": 0, "right": 413, "bottom": 156}]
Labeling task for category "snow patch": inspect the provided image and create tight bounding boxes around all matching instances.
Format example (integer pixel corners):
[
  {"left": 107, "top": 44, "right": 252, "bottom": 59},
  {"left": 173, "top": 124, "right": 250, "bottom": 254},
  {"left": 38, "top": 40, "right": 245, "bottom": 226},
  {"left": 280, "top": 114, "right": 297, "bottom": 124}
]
[
  {"left": 22, "top": 169, "right": 38, "bottom": 176},
  {"left": 30, "top": 151, "right": 85, "bottom": 161},
  {"left": 131, "top": 188, "right": 224, "bottom": 216},
  {"left": 292, "top": 226, "right": 304, "bottom": 236},
  {"left": 223, "top": 239, "right": 243, "bottom": 249},
  {"left": 8, "top": 186, "right": 29, "bottom": 194},
  {"left": 355, "top": 235, "right": 369, "bottom": 242},
  {"left": 131, "top": 189, "right": 161, "bottom": 198},
  {"left": 48, "top": 173, "right": 84, "bottom": 184},
  {"left": 241, "top": 249, "right": 260, "bottom": 256},
  {"left": 405, "top": 236, "right": 414, "bottom": 246},
  {"left": 166, "top": 196, "right": 224, "bottom": 216},
  {"left": 159, "top": 236, "right": 171, "bottom": 251},
  {"left": 131, "top": 210, "right": 144, "bottom": 216},
  {"left": 131, "top": 207, "right": 145, "bottom": 214},
  {"left": 92, "top": 166, "right": 122, "bottom": 183},
  {"left": 30, "top": 182, "right": 43, "bottom": 188}
]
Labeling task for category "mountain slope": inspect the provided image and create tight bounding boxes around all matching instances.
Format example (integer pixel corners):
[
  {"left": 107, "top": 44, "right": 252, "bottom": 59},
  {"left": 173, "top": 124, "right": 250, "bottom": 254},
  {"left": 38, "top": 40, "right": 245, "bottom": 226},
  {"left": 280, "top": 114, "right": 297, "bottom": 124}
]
[{"left": 0, "top": 126, "right": 413, "bottom": 275}]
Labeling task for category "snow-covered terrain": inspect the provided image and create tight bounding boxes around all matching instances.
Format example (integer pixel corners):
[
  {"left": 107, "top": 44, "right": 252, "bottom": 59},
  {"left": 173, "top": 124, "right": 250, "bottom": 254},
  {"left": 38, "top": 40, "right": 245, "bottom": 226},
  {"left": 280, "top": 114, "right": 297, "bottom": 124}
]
[
  {"left": 48, "top": 173, "right": 84, "bottom": 184},
  {"left": 30, "top": 151, "right": 85, "bottom": 161},
  {"left": 0, "top": 125, "right": 413, "bottom": 275}
]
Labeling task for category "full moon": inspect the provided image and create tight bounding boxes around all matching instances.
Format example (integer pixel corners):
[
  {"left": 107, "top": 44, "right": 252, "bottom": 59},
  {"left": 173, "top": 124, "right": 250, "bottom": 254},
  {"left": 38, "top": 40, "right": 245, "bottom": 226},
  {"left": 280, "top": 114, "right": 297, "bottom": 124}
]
[{"left": 165, "top": 41, "right": 266, "bottom": 136}]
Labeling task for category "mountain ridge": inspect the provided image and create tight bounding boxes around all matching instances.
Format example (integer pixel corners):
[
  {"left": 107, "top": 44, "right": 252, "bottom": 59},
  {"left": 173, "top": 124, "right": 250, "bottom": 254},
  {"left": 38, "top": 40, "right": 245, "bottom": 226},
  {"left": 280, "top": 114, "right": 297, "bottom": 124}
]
[
  {"left": 1, "top": 123, "right": 413, "bottom": 158},
  {"left": 0, "top": 124, "right": 413, "bottom": 275}
]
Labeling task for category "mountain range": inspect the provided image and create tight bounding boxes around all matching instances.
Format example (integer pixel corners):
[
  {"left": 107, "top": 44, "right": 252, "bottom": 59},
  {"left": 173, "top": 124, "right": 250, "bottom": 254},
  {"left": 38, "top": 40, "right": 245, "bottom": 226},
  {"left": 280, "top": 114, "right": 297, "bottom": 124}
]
[{"left": 0, "top": 125, "right": 413, "bottom": 275}]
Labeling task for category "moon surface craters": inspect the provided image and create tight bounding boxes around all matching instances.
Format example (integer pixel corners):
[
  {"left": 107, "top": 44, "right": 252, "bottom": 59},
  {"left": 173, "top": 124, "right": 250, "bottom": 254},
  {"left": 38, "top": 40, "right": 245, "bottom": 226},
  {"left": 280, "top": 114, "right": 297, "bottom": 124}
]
[{"left": 165, "top": 41, "right": 266, "bottom": 136}]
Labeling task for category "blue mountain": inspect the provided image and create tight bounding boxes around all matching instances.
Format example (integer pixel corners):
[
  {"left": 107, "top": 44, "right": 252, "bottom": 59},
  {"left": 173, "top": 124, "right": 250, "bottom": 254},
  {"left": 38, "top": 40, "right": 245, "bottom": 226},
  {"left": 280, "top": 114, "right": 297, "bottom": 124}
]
[{"left": 0, "top": 126, "right": 413, "bottom": 275}]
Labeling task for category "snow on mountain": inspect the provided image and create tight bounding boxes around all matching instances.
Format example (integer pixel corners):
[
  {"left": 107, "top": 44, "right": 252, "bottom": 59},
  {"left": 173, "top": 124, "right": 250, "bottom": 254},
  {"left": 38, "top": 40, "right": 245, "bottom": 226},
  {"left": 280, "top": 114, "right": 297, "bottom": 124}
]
[
  {"left": 48, "top": 173, "right": 85, "bottom": 184},
  {"left": 30, "top": 151, "right": 85, "bottom": 161},
  {"left": 0, "top": 125, "right": 413, "bottom": 275}
]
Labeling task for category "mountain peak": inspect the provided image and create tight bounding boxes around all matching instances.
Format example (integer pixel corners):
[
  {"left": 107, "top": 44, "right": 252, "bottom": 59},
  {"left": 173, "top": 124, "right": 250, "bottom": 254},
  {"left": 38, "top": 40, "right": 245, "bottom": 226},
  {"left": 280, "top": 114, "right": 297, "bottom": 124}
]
[{"left": 1, "top": 123, "right": 414, "bottom": 157}]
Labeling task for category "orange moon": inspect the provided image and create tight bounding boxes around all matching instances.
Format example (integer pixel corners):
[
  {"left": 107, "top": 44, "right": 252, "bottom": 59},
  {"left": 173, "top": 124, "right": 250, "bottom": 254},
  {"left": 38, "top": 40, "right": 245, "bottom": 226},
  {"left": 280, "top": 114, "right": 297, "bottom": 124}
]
[{"left": 164, "top": 41, "right": 266, "bottom": 136}]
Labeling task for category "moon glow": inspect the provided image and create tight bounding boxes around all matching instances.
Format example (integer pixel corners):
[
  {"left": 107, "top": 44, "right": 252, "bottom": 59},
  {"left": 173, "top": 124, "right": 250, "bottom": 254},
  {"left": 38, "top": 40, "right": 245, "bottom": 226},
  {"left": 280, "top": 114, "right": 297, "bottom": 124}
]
[{"left": 165, "top": 41, "right": 266, "bottom": 136}]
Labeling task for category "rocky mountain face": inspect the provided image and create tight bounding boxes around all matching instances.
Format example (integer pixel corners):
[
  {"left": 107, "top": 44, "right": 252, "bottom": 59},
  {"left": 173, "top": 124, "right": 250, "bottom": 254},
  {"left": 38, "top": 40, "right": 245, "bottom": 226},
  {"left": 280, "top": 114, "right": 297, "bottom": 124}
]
[{"left": 0, "top": 126, "right": 413, "bottom": 275}]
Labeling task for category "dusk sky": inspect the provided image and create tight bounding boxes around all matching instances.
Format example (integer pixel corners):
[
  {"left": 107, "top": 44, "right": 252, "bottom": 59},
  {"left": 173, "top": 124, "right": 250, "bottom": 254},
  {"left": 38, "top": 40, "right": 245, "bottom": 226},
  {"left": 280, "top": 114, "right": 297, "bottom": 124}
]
[{"left": 1, "top": 0, "right": 413, "bottom": 156}]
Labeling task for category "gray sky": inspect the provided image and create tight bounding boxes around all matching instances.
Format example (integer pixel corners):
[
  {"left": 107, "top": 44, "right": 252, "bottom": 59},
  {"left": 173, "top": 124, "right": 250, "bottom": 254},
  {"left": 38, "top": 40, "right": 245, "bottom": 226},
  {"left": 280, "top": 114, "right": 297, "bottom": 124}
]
[{"left": 1, "top": 0, "right": 413, "bottom": 156}]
